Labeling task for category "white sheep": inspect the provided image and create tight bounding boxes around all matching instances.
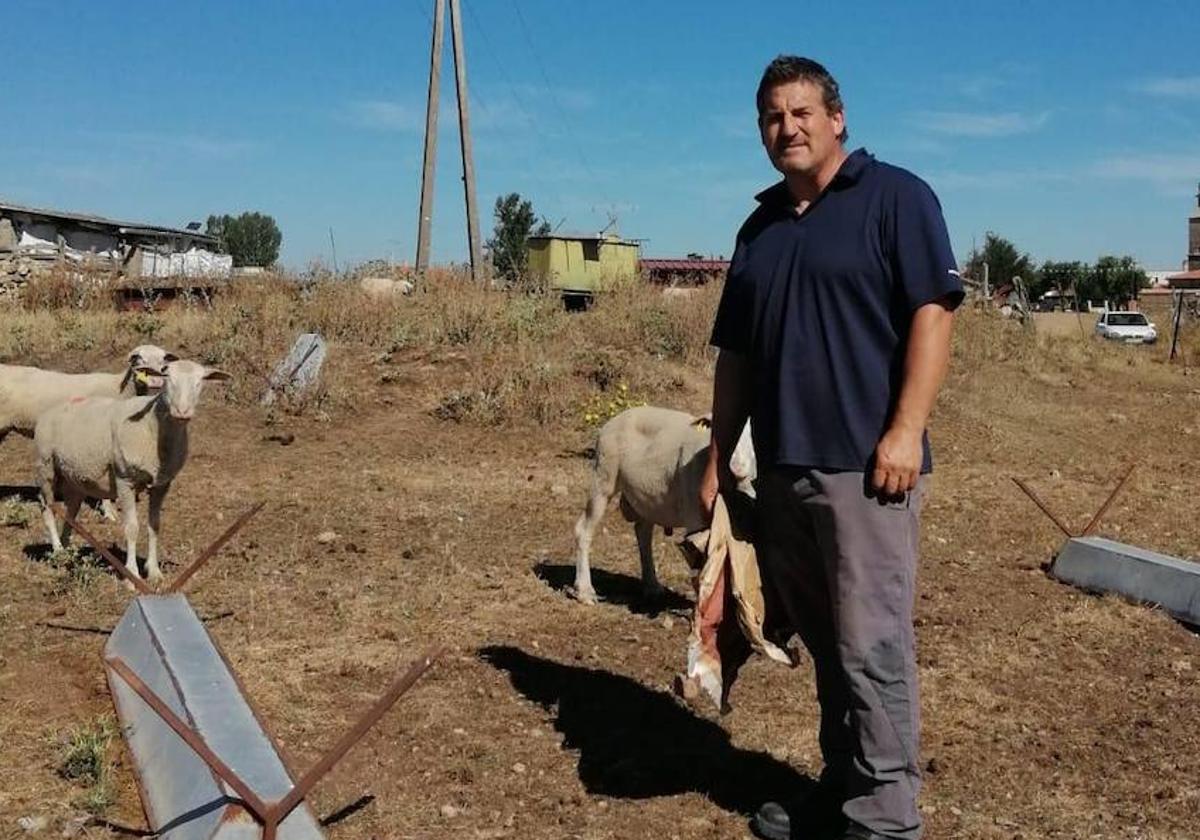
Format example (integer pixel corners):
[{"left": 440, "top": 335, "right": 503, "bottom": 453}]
[
  {"left": 0, "top": 345, "right": 176, "bottom": 445},
  {"left": 572, "top": 405, "right": 755, "bottom": 605},
  {"left": 35, "top": 359, "right": 231, "bottom": 584},
  {"left": 359, "top": 275, "right": 414, "bottom": 298}
]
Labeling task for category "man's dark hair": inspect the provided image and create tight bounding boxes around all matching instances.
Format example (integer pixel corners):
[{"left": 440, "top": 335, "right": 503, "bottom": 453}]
[{"left": 756, "top": 55, "right": 849, "bottom": 142}]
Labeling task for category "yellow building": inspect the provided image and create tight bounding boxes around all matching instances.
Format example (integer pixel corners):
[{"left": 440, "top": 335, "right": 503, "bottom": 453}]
[{"left": 526, "top": 233, "right": 640, "bottom": 298}]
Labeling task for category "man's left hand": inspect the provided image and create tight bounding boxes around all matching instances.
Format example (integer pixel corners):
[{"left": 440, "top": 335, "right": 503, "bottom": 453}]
[{"left": 872, "top": 426, "right": 923, "bottom": 497}]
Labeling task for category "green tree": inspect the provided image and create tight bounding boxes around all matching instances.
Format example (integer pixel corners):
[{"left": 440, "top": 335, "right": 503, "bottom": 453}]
[
  {"left": 487, "top": 193, "right": 550, "bottom": 286},
  {"left": 1087, "top": 255, "right": 1147, "bottom": 308},
  {"left": 1039, "top": 260, "right": 1088, "bottom": 309},
  {"left": 965, "top": 232, "right": 1039, "bottom": 296},
  {"left": 205, "top": 212, "right": 282, "bottom": 267}
]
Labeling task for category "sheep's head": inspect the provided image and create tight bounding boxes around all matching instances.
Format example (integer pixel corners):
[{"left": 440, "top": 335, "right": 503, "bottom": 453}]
[
  {"left": 138, "top": 359, "right": 232, "bottom": 421},
  {"left": 127, "top": 345, "right": 178, "bottom": 392}
]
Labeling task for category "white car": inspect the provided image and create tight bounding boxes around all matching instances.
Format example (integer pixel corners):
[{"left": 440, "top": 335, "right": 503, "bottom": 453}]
[{"left": 1094, "top": 311, "right": 1157, "bottom": 344}]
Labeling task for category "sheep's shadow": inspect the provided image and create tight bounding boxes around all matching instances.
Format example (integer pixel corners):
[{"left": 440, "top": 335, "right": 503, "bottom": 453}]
[
  {"left": 0, "top": 484, "right": 39, "bottom": 503},
  {"left": 479, "top": 645, "right": 811, "bottom": 815},
  {"left": 534, "top": 561, "right": 691, "bottom": 617},
  {"left": 22, "top": 540, "right": 148, "bottom": 583},
  {"left": 3, "top": 487, "right": 116, "bottom": 519}
]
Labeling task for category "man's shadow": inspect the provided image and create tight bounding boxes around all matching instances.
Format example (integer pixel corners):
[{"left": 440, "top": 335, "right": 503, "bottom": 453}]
[
  {"left": 480, "top": 645, "right": 811, "bottom": 815},
  {"left": 533, "top": 561, "right": 691, "bottom": 617}
]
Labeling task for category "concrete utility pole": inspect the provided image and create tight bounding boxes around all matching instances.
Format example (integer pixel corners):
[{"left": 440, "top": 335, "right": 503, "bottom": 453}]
[
  {"left": 449, "top": 0, "right": 483, "bottom": 281},
  {"left": 415, "top": 0, "right": 483, "bottom": 282},
  {"left": 415, "top": 0, "right": 445, "bottom": 275}
]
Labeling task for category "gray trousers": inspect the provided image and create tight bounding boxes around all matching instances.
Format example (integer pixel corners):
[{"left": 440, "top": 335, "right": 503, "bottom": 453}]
[{"left": 757, "top": 467, "right": 925, "bottom": 840}]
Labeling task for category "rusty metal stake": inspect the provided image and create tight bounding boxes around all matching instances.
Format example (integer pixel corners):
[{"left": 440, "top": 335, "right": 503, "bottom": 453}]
[
  {"left": 107, "top": 647, "right": 443, "bottom": 839},
  {"left": 280, "top": 341, "right": 320, "bottom": 391},
  {"left": 1010, "top": 478, "right": 1076, "bottom": 538},
  {"left": 107, "top": 656, "right": 271, "bottom": 819},
  {"left": 1081, "top": 463, "right": 1136, "bottom": 536},
  {"left": 1012, "top": 463, "right": 1138, "bottom": 539},
  {"left": 49, "top": 503, "right": 153, "bottom": 594},
  {"left": 271, "top": 648, "right": 445, "bottom": 822},
  {"left": 168, "top": 501, "right": 265, "bottom": 593}
]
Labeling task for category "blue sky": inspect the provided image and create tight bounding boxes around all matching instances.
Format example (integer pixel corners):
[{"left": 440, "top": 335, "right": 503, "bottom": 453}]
[{"left": 4, "top": 1, "right": 1199, "bottom": 271}]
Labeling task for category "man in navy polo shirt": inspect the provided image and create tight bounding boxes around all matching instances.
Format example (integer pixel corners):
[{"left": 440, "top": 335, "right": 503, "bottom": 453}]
[{"left": 700, "top": 56, "right": 963, "bottom": 840}]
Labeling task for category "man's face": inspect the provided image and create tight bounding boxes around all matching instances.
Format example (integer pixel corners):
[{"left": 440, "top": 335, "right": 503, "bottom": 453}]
[{"left": 758, "top": 80, "right": 845, "bottom": 179}]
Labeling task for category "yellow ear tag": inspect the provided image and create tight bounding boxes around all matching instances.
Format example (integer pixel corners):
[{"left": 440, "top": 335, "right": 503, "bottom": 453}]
[{"left": 135, "top": 370, "right": 151, "bottom": 385}]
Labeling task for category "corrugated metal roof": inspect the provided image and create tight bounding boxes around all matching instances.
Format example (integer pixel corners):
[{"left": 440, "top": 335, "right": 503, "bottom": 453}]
[
  {"left": 0, "top": 200, "right": 217, "bottom": 244},
  {"left": 1167, "top": 269, "right": 1200, "bottom": 288},
  {"left": 640, "top": 258, "right": 730, "bottom": 272},
  {"left": 527, "top": 232, "right": 640, "bottom": 245}
]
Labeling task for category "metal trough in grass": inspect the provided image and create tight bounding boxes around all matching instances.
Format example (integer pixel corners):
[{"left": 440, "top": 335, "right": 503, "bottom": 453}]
[
  {"left": 106, "top": 594, "right": 324, "bottom": 840},
  {"left": 104, "top": 595, "right": 441, "bottom": 840},
  {"left": 1051, "top": 536, "right": 1200, "bottom": 626},
  {"left": 1013, "top": 464, "right": 1200, "bottom": 626},
  {"left": 49, "top": 500, "right": 442, "bottom": 839}
]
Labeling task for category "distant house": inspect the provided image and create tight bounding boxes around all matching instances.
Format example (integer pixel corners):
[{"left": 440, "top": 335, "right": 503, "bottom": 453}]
[
  {"left": 526, "top": 232, "right": 640, "bottom": 301},
  {"left": 1164, "top": 184, "right": 1200, "bottom": 291},
  {"left": 1166, "top": 269, "right": 1200, "bottom": 290},
  {"left": 0, "top": 200, "right": 232, "bottom": 308},
  {"left": 1188, "top": 181, "right": 1200, "bottom": 273},
  {"left": 639, "top": 257, "right": 730, "bottom": 286}
]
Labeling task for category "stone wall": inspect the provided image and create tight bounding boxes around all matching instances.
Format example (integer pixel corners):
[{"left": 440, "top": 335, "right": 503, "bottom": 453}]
[{"left": 0, "top": 219, "right": 33, "bottom": 304}]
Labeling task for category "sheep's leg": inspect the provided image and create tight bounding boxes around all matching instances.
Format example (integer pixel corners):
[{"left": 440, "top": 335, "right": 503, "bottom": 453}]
[
  {"left": 60, "top": 493, "right": 84, "bottom": 548},
  {"left": 633, "top": 518, "right": 664, "bottom": 601},
  {"left": 99, "top": 499, "right": 119, "bottom": 522},
  {"left": 572, "top": 489, "right": 611, "bottom": 605},
  {"left": 145, "top": 485, "right": 167, "bottom": 585},
  {"left": 117, "top": 481, "right": 141, "bottom": 586},
  {"left": 37, "top": 475, "right": 63, "bottom": 552}
]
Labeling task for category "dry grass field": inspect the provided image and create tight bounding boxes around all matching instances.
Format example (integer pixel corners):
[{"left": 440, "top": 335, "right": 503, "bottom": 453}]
[{"left": 1, "top": 272, "right": 1198, "bottom": 839}]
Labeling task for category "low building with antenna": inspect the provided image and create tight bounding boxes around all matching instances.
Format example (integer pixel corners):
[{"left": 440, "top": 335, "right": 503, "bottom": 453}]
[{"left": 526, "top": 230, "right": 641, "bottom": 306}]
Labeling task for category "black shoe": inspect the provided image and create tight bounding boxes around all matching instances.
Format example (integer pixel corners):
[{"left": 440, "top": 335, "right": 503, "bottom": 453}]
[
  {"left": 751, "top": 801, "right": 791, "bottom": 840},
  {"left": 751, "top": 787, "right": 846, "bottom": 840},
  {"left": 840, "top": 822, "right": 888, "bottom": 840}
]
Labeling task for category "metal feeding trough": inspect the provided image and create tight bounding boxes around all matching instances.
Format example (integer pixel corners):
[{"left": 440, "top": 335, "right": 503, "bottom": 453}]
[
  {"left": 1052, "top": 536, "right": 1200, "bottom": 626},
  {"left": 50, "top": 502, "right": 442, "bottom": 840},
  {"left": 106, "top": 594, "right": 325, "bottom": 840},
  {"left": 1013, "top": 464, "right": 1200, "bottom": 626},
  {"left": 260, "top": 333, "right": 327, "bottom": 406}
]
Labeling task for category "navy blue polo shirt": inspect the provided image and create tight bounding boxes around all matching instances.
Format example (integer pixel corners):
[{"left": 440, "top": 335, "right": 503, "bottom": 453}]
[{"left": 710, "top": 148, "right": 963, "bottom": 473}]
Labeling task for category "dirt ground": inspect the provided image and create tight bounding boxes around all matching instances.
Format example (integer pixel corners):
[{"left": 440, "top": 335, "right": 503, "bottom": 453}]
[{"left": 2, "top": 317, "right": 1199, "bottom": 840}]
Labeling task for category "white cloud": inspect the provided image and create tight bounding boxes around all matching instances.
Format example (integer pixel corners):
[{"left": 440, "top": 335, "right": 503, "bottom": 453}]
[
  {"left": 507, "top": 83, "right": 594, "bottom": 112},
  {"left": 83, "top": 130, "right": 258, "bottom": 159},
  {"left": 41, "top": 163, "right": 121, "bottom": 187},
  {"left": 1090, "top": 153, "right": 1200, "bottom": 194},
  {"left": 710, "top": 113, "right": 757, "bottom": 140},
  {"left": 470, "top": 97, "right": 535, "bottom": 131},
  {"left": 1132, "top": 77, "right": 1200, "bottom": 99},
  {"left": 345, "top": 100, "right": 424, "bottom": 132},
  {"left": 346, "top": 95, "right": 543, "bottom": 134},
  {"left": 926, "top": 168, "right": 1070, "bottom": 191},
  {"left": 955, "top": 75, "right": 1007, "bottom": 100},
  {"left": 915, "top": 110, "right": 1051, "bottom": 137}
]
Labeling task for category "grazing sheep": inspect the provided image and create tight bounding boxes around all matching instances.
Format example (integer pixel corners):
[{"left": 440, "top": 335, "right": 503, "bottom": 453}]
[
  {"left": 359, "top": 275, "right": 414, "bottom": 298},
  {"left": 572, "top": 405, "right": 756, "bottom": 605},
  {"left": 35, "top": 359, "right": 231, "bottom": 584},
  {"left": 0, "top": 345, "right": 176, "bottom": 445}
]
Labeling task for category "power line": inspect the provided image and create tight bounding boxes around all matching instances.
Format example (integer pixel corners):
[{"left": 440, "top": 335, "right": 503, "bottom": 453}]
[
  {"left": 460, "top": 0, "right": 581, "bottom": 195},
  {"left": 461, "top": 0, "right": 540, "bottom": 129},
  {"left": 509, "top": 0, "right": 598, "bottom": 183}
]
